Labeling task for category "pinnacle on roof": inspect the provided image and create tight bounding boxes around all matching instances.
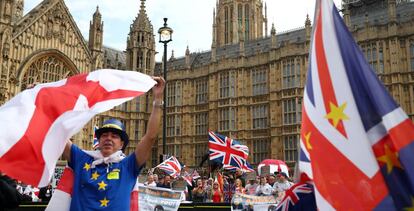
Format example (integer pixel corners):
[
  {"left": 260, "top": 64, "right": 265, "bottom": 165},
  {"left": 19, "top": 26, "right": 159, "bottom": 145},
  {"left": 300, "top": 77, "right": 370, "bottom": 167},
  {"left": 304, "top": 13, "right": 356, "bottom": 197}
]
[
  {"left": 271, "top": 23, "right": 276, "bottom": 35},
  {"left": 305, "top": 14, "right": 311, "bottom": 26},
  {"left": 93, "top": 6, "right": 101, "bottom": 18},
  {"left": 140, "top": 0, "right": 146, "bottom": 15}
]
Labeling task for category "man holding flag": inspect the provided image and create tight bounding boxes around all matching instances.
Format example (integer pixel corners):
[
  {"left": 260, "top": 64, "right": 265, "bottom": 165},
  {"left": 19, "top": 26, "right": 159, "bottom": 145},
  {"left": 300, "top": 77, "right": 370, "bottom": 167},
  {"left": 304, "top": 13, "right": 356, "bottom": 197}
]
[{"left": 60, "top": 76, "right": 165, "bottom": 210}]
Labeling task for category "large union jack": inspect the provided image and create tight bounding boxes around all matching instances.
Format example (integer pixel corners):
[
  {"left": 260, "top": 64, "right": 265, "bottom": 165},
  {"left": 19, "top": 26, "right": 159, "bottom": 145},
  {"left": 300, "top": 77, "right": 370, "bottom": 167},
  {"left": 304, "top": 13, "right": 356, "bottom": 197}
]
[
  {"left": 299, "top": 0, "right": 414, "bottom": 210},
  {"left": 156, "top": 156, "right": 182, "bottom": 178},
  {"left": 208, "top": 131, "right": 248, "bottom": 169}
]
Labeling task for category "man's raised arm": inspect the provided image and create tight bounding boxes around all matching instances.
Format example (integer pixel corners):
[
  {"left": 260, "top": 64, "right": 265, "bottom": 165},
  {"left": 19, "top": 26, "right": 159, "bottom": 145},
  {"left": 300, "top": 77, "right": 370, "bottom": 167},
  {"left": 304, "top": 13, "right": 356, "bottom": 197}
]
[
  {"left": 62, "top": 140, "right": 72, "bottom": 162},
  {"left": 135, "top": 77, "right": 165, "bottom": 166}
]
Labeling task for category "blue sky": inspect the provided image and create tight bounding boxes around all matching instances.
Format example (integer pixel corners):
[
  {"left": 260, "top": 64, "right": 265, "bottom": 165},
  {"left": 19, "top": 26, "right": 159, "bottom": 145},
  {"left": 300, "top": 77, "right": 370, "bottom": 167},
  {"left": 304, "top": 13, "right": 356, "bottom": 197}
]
[{"left": 24, "top": 0, "right": 342, "bottom": 62}]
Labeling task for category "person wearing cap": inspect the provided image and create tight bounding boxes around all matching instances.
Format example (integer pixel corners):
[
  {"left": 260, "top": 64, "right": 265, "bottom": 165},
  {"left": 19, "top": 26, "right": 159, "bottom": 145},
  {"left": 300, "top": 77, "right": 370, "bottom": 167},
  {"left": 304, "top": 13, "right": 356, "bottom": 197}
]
[{"left": 61, "top": 77, "right": 165, "bottom": 210}]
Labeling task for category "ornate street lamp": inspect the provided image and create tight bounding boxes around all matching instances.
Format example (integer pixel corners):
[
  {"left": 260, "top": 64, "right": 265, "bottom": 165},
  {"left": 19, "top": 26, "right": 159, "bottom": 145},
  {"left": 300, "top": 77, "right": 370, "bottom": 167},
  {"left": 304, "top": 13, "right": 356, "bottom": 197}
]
[{"left": 158, "top": 18, "right": 173, "bottom": 160}]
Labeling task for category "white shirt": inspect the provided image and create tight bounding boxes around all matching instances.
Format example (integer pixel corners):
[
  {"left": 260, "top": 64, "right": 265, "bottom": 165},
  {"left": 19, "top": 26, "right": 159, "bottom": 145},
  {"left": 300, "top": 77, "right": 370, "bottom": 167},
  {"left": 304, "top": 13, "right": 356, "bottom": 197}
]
[
  {"left": 273, "top": 180, "right": 293, "bottom": 192},
  {"left": 255, "top": 183, "right": 273, "bottom": 196},
  {"left": 245, "top": 183, "right": 258, "bottom": 195},
  {"left": 145, "top": 181, "right": 157, "bottom": 187}
]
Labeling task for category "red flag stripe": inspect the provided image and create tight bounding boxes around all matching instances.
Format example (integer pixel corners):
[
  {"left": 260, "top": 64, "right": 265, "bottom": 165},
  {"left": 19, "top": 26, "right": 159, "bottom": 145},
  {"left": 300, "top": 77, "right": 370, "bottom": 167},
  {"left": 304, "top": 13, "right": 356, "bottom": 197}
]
[
  {"left": 314, "top": 3, "right": 347, "bottom": 137},
  {"left": 301, "top": 108, "right": 388, "bottom": 209},
  {"left": 56, "top": 167, "right": 74, "bottom": 195}
]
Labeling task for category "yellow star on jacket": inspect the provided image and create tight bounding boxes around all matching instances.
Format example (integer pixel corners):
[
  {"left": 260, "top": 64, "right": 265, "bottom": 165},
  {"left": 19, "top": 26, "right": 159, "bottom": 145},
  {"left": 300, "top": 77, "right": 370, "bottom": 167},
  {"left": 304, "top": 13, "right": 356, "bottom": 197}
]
[
  {"left": 304, "top": 132, "right": 312, "bottom": 150},
  {"left": 98, "top": 180, "right": 108, "bottom": 190},
  {"left": 100, "top": 197, "right": 109, "bottom": 207},
  {"left": 91, "top": 171, "right": 100, "bottom": 180},
  {"left": 325, "top": 102, "right": 349, "bottom": 128},
  {"left": 377, "top": 144, "right": 403, "bottom": 174},
  {"left": 83, "top": 163, "right": 91, "bottom": 171}
]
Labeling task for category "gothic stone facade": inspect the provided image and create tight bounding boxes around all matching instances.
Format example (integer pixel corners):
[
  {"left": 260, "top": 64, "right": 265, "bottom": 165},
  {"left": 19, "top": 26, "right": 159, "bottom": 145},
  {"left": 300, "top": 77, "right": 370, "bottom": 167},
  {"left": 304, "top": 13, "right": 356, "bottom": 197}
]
[
  {"left": 154, "top": 0, "right": 414, "bottom": 168},
  {"left": 1, "top": 0, "right": 413, "bottom": 169}
]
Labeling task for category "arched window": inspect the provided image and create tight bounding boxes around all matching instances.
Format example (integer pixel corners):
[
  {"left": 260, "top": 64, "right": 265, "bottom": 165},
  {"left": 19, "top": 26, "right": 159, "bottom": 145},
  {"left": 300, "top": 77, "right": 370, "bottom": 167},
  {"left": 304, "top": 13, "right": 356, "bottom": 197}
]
[
  {"left": 238, "top": 4, "right": 243, "bottom": 30},
  {"left": 146, "top": 52, "right": 151, "bottom": 70},
  {"left": 230, "top": 5, "right": 234, "bottom": 43},
  {"left": 137, "top": 51, "right": 143, "bottom": 69},
  {"left": 245, "top": 4, "right": 250, "bottom": 40},
  {"left": 224, "top": 6, "right": 229, "bottom": 44},
  {"left": 372, "top": 47, "right": 377, "bottom": 71},
  {"left": 379, "top": 45, "right": 384, "bottom": 74},
  {"left": 21, "top": 55, "right": 74, "bottom": 90},
  {"left": 410, "top": 43, "right": 414, "bottom": 71}
]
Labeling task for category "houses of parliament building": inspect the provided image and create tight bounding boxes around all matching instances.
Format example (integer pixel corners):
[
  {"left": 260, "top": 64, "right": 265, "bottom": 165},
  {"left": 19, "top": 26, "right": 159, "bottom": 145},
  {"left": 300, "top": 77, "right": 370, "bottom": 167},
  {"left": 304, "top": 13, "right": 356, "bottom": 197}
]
[{"left": 0, "top": 0, "right": 413, "bottom": 169}]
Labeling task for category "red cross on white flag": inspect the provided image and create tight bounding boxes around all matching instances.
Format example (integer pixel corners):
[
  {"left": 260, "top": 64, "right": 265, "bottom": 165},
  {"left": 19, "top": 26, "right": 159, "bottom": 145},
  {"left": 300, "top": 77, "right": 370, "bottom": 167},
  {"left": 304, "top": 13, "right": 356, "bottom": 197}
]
[{"left": 0, "top": 69, "right": 155, "bottom": 187}]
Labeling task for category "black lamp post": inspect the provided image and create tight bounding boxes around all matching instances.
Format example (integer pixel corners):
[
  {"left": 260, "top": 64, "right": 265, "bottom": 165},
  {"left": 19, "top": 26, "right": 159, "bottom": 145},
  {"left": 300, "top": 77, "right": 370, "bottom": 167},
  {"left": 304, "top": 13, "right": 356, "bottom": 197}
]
[{"left": 158, "top": 18, "right": 173, "bottom": 159}]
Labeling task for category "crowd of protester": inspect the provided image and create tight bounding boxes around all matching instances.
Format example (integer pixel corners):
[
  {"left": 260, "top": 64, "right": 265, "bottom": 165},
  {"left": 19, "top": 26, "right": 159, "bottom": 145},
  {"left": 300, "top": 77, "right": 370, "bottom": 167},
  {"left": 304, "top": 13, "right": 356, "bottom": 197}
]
[
  {"left": 0, "top": 167, "right": 294, "bottom": 209},
  {"left": 0, "top": 173, "right": 54, "bottom": 206},
  {"left": 142, "top": 168, "right": 295, "bottom": 203},
  {"left": 0, "top": 172, "right": 54, "bottom": 210}
]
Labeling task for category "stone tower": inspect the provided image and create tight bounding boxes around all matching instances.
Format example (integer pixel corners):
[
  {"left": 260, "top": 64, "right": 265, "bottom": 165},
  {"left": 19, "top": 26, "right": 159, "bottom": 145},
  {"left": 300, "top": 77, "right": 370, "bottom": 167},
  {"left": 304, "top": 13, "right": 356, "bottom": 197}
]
[
  {"left": 0, "top": 0, "right": 14, "bottom": 102},
  {"left": 126, "top": 0, "right": 155, "bottom": 75},
  {"left": 213, "top": 0, "right": 266, "bottom": 47},
  {"left": 89, "top": 6, "right": 104, "bottom": 70}
]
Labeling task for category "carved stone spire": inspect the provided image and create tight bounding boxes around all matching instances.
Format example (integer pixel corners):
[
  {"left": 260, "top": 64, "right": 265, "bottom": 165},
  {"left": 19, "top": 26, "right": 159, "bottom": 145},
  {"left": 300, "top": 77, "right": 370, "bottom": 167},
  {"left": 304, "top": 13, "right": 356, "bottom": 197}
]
[
  {"left": 89, "top": 6, "right": 104, "bottom": 70},
  {"left": 126, "top": 0, "right": 155, "bottom": 74},
  {"left": 271, "top": 23, "right": 277, "bottom": 48},
  {"left": 170, "top": 50, "right": 175, "bottom": 61},
  {"left": 264, "top": 2, "right": 268, "bottom": 37},
  {"left": 305, "top": 14, "right": 311, "bottom": 41},
  {"left": 212, "top": 8, "right": 217, "bottom": 62},
  {"left": 343, "top": 3, "right": 351, "bottom": 28},
  {"left": 185, "top": 45, "right": 191, "bottom": 68},
  {"left": 388, "top": 0, "right": 397, "bottom": 23}
]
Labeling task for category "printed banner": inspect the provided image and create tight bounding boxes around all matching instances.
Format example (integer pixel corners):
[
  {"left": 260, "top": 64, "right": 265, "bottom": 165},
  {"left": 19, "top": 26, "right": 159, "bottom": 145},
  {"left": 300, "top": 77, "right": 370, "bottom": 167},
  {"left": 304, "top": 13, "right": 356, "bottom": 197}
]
[
  {"left": 231, "top": 193, "right": 278, "bottom": 211},
  {"left": 138, "top": 184, "right": 183, "bottom": 211}
]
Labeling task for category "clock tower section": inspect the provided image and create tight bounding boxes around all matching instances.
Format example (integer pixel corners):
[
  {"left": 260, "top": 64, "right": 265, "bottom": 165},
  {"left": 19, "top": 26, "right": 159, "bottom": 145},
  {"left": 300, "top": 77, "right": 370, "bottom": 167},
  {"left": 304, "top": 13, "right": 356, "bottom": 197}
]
[{"left": 213, "top": 0, "right": 267, "bottom": 47}]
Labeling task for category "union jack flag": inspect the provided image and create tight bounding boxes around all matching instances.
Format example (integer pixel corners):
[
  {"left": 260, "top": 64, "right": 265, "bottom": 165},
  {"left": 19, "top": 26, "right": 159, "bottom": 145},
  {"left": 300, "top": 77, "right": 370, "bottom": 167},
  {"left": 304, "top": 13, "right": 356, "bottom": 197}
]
[
  {"left": 182, "top": 170, "right": 194, "bottom": 186},
  {"left": 191, "top": 169, "right": 200, "bottom": 180},
  {"left": 92, "top": 125, "right": 99, "bottom": 150},
  {"left": 276, "top": 173, "right": 316, "bottom": 211},
  {"left": 208, "top": 131, "right": 248, "bottom": 169},
  {"left": 299, "top": 0, "right": 414, "bottom": 210},
  {"left": 223, "top": 165, "right": 238, "bottom": 171},
  {"left": 155, "top": 156, "right": 182, "bottom": 178},
  {"left": 242, "top": 161, "right": 254, "bottom": 173},
  {"left": 223, "top": 161, "right": 254, "bottom": 173},
  {"left": 223, "top": 183, "right": 235, "bottom": 203}
]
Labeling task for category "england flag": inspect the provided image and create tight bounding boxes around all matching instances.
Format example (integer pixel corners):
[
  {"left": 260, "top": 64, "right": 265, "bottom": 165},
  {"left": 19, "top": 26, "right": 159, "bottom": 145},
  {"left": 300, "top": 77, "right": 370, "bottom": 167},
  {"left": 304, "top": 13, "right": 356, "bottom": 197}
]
[{"left": 0, "top": 69, "right": 155, "bottom": 187}]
